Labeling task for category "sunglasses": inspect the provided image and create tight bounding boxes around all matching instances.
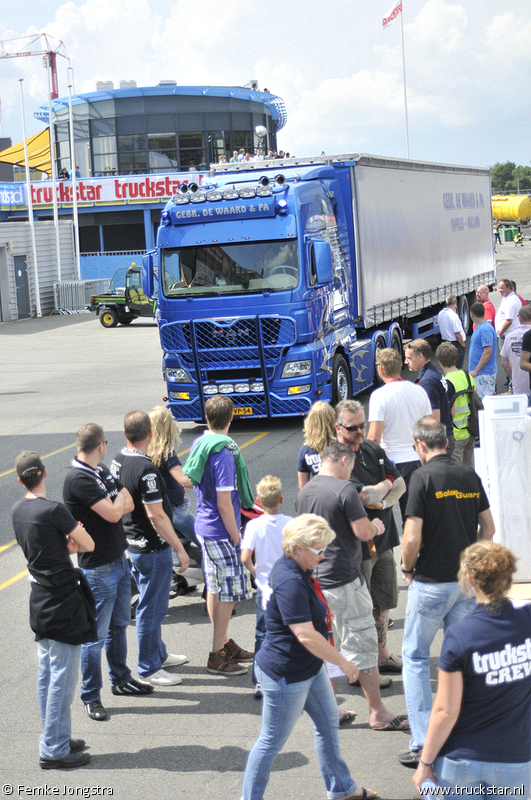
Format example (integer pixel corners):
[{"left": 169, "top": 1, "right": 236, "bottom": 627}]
[
  {"left": 339, "top": 422, "right": 365, "bottom": 432},
  {"left": 308, "top": 546, "right": 327, "bottom": 556}
]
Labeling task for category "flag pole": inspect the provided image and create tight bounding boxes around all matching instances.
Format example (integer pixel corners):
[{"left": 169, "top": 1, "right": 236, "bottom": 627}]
[
  {"left": 399, "top": 3, "right": 410, "bottom": 159},
  {"left": 19, "top": 78, "right": 42, "bottom": 317}
]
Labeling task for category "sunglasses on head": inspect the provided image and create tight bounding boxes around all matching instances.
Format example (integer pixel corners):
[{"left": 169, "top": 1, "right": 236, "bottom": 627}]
[
  {"left": 308, "top": 546, "right": 326, "bottom": 556},
  {"left": 339, "top": 422, "right": 365, "bottom": 432}
]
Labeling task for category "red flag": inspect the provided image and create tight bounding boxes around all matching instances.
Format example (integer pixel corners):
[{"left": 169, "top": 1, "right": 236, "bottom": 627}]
[{"left": 382, "top": 0, "right": 402, "bottom": 29}]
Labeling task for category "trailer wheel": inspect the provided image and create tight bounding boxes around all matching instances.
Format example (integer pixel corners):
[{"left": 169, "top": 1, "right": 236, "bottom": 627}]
[
  {"left": 100, "top": 308, "right": 119, "bottom": 328},
  {"left": 457, "top": 295, "right": 470, "bottom": 335},
  {"left": 373, "top": 335, "right": 387, "bottom": 387},
  {"left": 332, "top": 354, "right": 351, "bottom": 404}
]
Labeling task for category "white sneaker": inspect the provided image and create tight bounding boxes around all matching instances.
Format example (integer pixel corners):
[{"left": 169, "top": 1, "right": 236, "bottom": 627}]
[
  {"left": 162, "top": 653, "right": 189, "bottom": 668},
  {"left": 144, "top": 669, "right": 182, "bottom": 686}
]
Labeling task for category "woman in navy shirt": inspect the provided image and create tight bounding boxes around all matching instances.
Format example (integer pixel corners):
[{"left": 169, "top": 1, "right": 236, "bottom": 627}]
[
  {"left": 413, "top": 541, "right": 531, "bottom": 797},
  {"left": 241, "top": 514, "right": 377, "bottom": 800},
  {"left": 297, "top": 401, "right": 336, "bottom": 488}
]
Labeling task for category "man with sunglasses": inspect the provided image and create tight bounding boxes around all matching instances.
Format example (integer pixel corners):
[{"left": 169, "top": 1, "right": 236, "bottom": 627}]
[{"left": 336, "top": 401, "right": 405, "bottom": 677}]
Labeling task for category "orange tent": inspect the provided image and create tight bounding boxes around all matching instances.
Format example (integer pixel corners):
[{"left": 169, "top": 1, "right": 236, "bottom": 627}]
[{"left": 0, "top": 129, "right": 51, "bottom": 176}]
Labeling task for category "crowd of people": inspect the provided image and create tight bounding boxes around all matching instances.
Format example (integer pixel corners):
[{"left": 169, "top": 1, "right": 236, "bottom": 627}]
[
  {"left": 11, "top": 281, "right": 531, "bottom": 797},
  {"left": 216, "top": 148, "right": 293, "bottom": 165}
]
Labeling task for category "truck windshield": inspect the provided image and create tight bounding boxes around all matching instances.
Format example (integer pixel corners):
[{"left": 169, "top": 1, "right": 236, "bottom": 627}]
[{"left": 161, "top": 240, "right": 299, "bottom": 297}]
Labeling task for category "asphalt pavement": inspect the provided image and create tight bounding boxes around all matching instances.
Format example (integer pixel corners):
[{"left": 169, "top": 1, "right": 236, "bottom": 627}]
[{"left": 0, "top": 244, "right": 530, "bottom": 799}]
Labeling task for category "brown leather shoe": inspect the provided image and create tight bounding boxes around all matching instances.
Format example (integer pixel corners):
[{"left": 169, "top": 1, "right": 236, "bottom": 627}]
[
  {"left": 223, "top": 638, "right": 254, "bottom": 662},
  {"left": 207, "top": 648, "right": 248, "bottom": 675}
]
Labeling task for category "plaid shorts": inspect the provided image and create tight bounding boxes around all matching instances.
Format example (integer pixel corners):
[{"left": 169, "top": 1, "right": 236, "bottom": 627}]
[{"left": 201, "top": 538, "right": 252, "bottom": 602}]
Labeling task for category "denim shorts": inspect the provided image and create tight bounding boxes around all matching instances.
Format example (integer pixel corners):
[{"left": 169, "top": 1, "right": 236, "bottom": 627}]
[{"left": 201, "top": 537, "right": 252, "bottom": 602}]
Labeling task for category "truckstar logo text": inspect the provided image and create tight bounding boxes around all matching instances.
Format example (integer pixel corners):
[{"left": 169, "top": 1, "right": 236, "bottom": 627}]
[{"left": 28, "top": 173, "right": 203, "bottom": 208}]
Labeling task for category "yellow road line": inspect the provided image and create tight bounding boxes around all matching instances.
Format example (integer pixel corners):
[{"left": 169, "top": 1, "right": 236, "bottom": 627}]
[
  {"left": 0, "top": 569, "right": 28, "bottom": 591},
  {"left": 0, "top": 442, "right": 77, "bottom": 479},
  {"left": 0, "top": 540, "right": 17, "bottom": 553}
]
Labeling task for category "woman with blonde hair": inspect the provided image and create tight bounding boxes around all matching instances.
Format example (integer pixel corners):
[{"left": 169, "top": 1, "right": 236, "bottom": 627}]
[
  {"left": 297, "top": 401, "right": 336, "bottom": 488},
  {"left": 241, "top": 513, "right": 376, "bottom": 800},
  {"left": 148, "top": 406, "right": 197, "bottom": 547},
  {"left": 413, "top": 541, "right": 531, "bottom": 797}
]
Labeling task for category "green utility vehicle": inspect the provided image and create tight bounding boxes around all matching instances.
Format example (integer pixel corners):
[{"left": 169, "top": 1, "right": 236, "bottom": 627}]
[{"left": 90, "top": 264, "right": 156, "bottom": 327}]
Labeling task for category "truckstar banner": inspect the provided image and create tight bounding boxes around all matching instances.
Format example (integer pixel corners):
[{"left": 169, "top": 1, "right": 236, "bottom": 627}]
[
  {"left": 382, "top": 0, "right": 402, "bottom": 28},
  {"left": 0, "top": 172, "right": 204, "bottom": 210}
]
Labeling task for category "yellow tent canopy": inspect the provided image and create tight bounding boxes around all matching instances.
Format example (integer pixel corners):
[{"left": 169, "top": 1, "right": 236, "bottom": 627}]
[{"left": 0, "top": 129, "right": 51, "bottom": 176}]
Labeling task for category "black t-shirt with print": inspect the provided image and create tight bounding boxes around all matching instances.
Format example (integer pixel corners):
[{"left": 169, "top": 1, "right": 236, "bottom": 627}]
[
  {"left": 111, "top": 449, "right": 171, "bottom": 554},
  {"left": 405, "top": 454, "right": 489, "bottom": 582},
  {"left": 63, "top": 459, "right": 126, "bottom": 568}
]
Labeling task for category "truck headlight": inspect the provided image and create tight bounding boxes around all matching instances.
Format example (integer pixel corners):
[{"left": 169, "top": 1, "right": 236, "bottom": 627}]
[
  {"left": 166, "top": 368, "right": 191, "bottom": 383},
  {"left": 281, "top": 360, "right": 312, "bottom": 378}
]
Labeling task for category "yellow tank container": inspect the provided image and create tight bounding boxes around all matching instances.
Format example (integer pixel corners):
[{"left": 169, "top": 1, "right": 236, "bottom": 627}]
[{"left": 492, "top": 195, "right": 531, "bottom": 224}]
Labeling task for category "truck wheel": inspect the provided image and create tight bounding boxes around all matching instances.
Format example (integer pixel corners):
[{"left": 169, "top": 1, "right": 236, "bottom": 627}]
[
  {"left": 332, "top": 354, "right": 351, "bottom": 404},
  {"left": 390, "top": 329, "right": 403, "bottom": 360},
  {"left": 373, "top": 335, "right": 387, "bottom": 386},
  {"left": 100, "top": 308, "right": 119, "bottom": 328},
  {"left": 457, "top": 295, "right": 470, "bottom": 335}
]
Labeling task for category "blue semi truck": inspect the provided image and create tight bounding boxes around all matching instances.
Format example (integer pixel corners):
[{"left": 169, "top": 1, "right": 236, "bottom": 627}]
[{"left": 142, "top": 153, "right": 495, "bottom": 423}]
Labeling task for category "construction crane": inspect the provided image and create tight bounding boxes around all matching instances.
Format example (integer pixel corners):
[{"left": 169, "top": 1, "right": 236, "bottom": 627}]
[{"left": 0, "top": 33, "right": 69, "bottom": 97}]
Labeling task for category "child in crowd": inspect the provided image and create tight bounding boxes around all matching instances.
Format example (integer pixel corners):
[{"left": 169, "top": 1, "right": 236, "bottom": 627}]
[{"left": 241, "top": 476, "right": 292, "bottom": 697}]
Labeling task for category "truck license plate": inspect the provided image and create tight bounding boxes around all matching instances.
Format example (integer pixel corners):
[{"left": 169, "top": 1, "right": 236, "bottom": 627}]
[{"left": 233, "top": 406, "right": 253, "bottom": 415}]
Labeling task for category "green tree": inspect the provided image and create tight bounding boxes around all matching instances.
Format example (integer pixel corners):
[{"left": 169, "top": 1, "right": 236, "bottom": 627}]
[{"left": 491, "top": 161, "right": 531, "bottom": 194}]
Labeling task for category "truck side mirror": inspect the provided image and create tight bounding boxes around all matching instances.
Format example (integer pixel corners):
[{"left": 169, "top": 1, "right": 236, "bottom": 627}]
[
  {"left": 142, "top": 251, "right": 155, "bottom": 297},
  {"left": 313, "top": 240, "right": 333, "bottom": 285}
]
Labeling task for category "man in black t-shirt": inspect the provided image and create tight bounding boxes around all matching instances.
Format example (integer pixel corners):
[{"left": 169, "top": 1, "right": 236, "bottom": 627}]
[
  {"left": 399, "top": 418, "right": 495, "bottom": 769},
  {"left": 335, "top": 400, "right": 406, "bottom": 676},
  {"left": 12, "top": 451, "right": 96, "bottom": 770},
  {"left": 64, "top": 423, "right": 154, "bottom": 724},
  {"left": 296, "top": 441, "right": 408, "bottom": 732},
  {"left": 111, "top": 411, "right": 189, "bottom": 688}
]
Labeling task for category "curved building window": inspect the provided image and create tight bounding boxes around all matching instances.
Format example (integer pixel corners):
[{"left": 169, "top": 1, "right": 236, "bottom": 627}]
[
  {"left": 93, "top": 154, "right": 118, "bottom": 176},
  {"left": 178, "top": 132, "right": 205, "bottom": 170},
  {"left": 119, "top": 150, "right": 148, "bottom": 174}
]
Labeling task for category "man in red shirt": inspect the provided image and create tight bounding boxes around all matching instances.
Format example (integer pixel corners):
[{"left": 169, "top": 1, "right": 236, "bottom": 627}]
[{"left": 474, "top": 285, "right": 495, "bottom": 329}]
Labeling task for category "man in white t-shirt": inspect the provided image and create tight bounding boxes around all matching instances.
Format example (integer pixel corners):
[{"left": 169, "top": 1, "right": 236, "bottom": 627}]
[
  {"left": 368, "top": 348, "right": 432, "bottom": 521},
  {"left": 500, "top": 305, "right": 531, "bottom": 398},
  {"left": 495, "top": 278, "right": 522, "bottom": 341},
  {"left": 437, "top": 294, "right": 467, "bottom": 369}
]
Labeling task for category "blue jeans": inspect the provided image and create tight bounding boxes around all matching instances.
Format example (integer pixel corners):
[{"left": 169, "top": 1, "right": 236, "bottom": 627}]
[
  {"left": 80, "top": 553, "right": 132, "bottom": 703},
  {"left": 434, "top": 755, "right": 531, "bottom": 798},
  {"left": 241, "top": 665, "right": 357, "bottom": 800},
  {"left": 37, "top": 639, "right": 81, "bottom": 759},
  {"left": 252, "top": 588, "right": 266, "bottom": 685},
  {"left": 129, "top": 547, "right": 173, "bottom": 678},
  {"left": 171, "top": 503, "right": 198, "bottom": 546},
  {"left": 402, "top": 580, "right": 475, "bottom": 751}
]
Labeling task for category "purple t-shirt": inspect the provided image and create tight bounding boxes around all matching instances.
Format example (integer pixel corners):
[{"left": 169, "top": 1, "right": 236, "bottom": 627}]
[{"left": 193, "top": 443, "right": 240, "bottom": 541}]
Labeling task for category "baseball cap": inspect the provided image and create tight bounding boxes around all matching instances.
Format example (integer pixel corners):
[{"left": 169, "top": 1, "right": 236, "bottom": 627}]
[{"left": 15, "top": 451, "right": 45, "bottom": 480}]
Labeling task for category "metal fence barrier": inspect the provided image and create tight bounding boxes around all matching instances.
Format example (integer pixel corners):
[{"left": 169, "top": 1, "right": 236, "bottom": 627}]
[{"left": 54, "top": 279, "right": 110, "bottom": 314}]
